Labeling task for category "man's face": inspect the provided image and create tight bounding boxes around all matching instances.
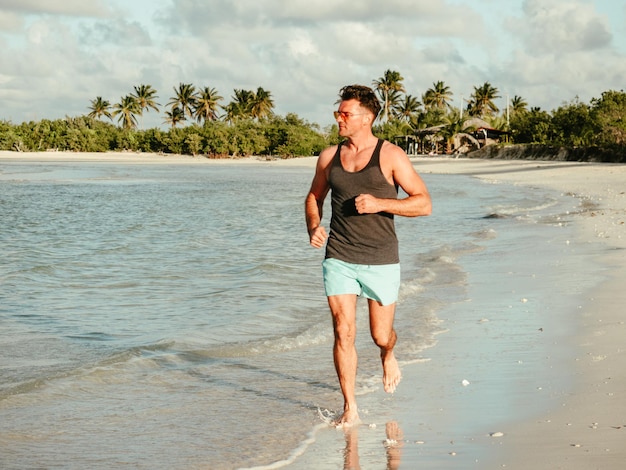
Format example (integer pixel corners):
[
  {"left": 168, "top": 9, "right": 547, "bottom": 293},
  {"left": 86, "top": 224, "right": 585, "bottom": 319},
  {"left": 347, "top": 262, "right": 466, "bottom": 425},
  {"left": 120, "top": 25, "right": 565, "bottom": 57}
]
[{"left": 335, "top": 99, "right": 370, "bottom": 137}]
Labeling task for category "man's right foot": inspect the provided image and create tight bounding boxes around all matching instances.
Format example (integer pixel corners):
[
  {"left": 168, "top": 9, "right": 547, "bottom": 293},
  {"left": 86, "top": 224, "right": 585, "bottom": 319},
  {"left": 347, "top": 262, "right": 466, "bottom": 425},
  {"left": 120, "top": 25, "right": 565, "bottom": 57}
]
[{"left": 334, "top": 408, "right": 360, "bottom": 428}]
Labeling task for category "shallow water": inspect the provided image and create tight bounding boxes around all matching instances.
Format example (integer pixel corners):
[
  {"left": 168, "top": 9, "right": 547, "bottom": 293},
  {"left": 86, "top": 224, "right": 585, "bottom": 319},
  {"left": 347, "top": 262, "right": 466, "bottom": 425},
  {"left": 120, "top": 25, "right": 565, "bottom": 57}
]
[{"left": 0, "top": 159, "right": 588, "bottom": 469}]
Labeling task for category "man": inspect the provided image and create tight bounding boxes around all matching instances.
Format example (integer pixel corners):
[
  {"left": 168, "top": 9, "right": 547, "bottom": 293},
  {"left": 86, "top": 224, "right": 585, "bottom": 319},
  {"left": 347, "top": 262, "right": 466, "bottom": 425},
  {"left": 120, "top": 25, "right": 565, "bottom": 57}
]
[{"left": 305, "top": 84, "right": 432, "bottom": 427}]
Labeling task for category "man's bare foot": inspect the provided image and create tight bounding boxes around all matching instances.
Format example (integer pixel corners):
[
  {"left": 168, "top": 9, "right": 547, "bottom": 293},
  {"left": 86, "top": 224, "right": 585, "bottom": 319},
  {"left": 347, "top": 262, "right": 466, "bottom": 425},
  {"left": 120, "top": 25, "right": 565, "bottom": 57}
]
[
  {"left": 382, "top": 351, "right": 402, "bottom": 393},
  {"left": 334, "top": 408, "right": 360, "bottom": 428}
]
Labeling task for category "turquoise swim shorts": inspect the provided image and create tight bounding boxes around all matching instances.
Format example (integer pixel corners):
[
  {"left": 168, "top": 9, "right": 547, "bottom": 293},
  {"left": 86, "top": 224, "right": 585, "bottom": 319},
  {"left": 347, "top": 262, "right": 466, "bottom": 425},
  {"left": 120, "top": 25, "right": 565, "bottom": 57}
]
[{"left": 322, "top": 258, "right": 401, "bottom": 306}]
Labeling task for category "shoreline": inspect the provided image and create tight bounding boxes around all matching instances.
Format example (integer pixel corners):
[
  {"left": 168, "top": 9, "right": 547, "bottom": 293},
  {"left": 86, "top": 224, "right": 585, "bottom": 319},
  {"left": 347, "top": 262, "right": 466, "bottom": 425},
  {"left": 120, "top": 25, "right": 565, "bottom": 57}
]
[
  {"left": 430, "top": 158, "right": 626, "bottom": 468},
  {"left": 411, "top": 157, "right": 626, "bottom": 468},
  {"left": 3, "top": 151, "right": 625, "bottom": 468}
]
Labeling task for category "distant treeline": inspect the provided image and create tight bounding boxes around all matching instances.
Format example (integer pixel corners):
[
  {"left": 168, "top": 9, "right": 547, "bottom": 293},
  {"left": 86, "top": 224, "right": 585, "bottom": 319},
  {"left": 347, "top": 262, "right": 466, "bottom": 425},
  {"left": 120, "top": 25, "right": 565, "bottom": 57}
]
[
  {"left": 1, "top": 85, "right": 625, "bottom": 160},
  {"left": 0, "top": 113, "right": 333, "bottom": 158}
]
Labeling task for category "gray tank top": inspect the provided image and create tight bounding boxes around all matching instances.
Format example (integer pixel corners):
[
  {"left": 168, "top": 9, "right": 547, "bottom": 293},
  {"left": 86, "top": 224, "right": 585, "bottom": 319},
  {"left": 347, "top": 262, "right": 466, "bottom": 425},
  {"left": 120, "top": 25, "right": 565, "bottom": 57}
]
[{"left": 325, "top": 139, "right": 399, "bottom": 265}]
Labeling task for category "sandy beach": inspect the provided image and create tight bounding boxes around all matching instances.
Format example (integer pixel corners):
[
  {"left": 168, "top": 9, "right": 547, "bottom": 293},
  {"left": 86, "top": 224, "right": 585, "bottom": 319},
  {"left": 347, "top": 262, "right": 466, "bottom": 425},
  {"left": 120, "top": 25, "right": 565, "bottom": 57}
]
[
  {"left": 2, "top": 150, "right": 624, "bottom": 468},
  {"left": 418, "top": 158, "right": 626, "bottom": 469}
]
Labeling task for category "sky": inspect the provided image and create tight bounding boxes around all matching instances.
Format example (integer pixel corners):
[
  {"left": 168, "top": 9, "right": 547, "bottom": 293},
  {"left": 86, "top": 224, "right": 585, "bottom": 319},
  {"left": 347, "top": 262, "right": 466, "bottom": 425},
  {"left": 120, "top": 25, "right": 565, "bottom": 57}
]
[{"left": 1, "top": 0, "right": 625, "bottom": 130}]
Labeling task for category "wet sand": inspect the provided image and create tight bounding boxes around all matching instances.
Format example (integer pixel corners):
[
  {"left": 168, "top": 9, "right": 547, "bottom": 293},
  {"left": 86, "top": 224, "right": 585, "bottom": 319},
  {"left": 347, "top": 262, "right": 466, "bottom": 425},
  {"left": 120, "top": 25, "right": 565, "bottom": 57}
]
[{"left": 418, "top": 157, "right": 626, "bottom": 468}]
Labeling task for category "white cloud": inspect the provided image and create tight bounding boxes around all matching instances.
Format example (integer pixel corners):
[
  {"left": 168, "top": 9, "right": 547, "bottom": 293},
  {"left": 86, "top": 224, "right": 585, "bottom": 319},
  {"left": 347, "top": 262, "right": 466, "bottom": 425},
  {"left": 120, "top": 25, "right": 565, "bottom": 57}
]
[
  {"left": 288, "top": 35, "right": 319, "bottom": 58},
  {"left": 0, "top": 0, "right": 624, "bottom": 128},
  {"left": 0, "top": 10, "right": 23, "bottom": 32},
  {"left": 0, "top": 0, "right": 108, "bottom": 17},
  {"left": 520, "top": 0, "right": 612, "bottom": 52},
  {"left": 491, "top": 0, "right": 626, "bottom": 109}
]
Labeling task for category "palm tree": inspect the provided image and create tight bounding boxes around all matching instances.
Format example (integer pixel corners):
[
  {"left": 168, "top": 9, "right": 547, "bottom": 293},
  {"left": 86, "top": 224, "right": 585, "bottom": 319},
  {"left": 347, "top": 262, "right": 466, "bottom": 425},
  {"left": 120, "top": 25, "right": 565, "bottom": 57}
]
[
  {"left": 487, "top": 115, "right": 508, "bottom": 130},
  {"left": 194, "top": 86, "right": 223, "bottom": 123},
  {"left": 112, "top": 95, "right": 140, "bottom": 129},
  {"left": 422, "top": 81, "right": 453, "bottom": 110},
  {"left": 163, "top": 106, "right": 186, "bottom": 128},
  {"left": 372, "top": 69, "right": 405, "bottom": 122},
  {"left": 510, "top": 95, "right": 528, "bottom": 114},
  {"left": 222, "top": 102, "right": 238, "bottom": 124},
  {"left": 224, "top": 89, "right": 255, "bottom": 122},
  {"left": 393, "top": 94, "right": 421, "bottom": 122},
  {"left": 410, "top": 106, "right": 449, "bottom": 154},
  {"left": 87, "top": 97, "right": 112, "bottom": 120},
  {"left": 439, "top": 110, "right": 464, "bottom": 153},
  {"left": 131, "top": 84, "right": 159, "bottom": 127},
  {"left": 438, "top": 110, "right": 481, "bottom": 153},
  {"left": 468, "top": 82, "right": 500, "bottom": 117},
  {"left": 251, "top": 87, "right": 274, "bottom": 120},
  {"left": 168, "top": 83, "right": 197, "bottom": 120}
]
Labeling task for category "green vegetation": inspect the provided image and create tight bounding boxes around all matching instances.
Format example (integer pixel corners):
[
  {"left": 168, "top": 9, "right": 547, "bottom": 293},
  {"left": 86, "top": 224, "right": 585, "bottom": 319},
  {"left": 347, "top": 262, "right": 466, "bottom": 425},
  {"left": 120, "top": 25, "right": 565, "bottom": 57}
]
[
  {"left": 368, "top": 70, "right": 626, "bottom": 160},
  {"left": 0, "top": 114, "right": 327, "bottom": 158},
  {"left": 1, "top": 73, "right": 625, "bottom": 159}
]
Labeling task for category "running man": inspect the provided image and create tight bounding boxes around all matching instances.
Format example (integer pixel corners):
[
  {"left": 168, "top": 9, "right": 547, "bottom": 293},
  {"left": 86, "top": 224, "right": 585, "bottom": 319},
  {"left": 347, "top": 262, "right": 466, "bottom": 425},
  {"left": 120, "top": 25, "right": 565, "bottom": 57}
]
[{"left": 305, "top": 84, "right": 432, "bottom": 426}]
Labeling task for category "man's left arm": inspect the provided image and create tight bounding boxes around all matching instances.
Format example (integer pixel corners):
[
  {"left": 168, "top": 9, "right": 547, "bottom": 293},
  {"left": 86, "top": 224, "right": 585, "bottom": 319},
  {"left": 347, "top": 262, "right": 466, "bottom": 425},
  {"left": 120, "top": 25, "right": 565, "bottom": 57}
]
[{"left": 355, "top": 146, "right": 432, "bottom": 217}]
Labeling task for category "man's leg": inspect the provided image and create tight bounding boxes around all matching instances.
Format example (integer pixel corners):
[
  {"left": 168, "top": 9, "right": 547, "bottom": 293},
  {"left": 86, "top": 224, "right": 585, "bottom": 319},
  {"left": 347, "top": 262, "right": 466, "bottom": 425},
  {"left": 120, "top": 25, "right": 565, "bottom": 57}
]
[
  {"left": 328, "top": 294, "right": 360, "bottom": 426},
  {"left": 368, "top": 299, "right": 402, "bottom": 393}
]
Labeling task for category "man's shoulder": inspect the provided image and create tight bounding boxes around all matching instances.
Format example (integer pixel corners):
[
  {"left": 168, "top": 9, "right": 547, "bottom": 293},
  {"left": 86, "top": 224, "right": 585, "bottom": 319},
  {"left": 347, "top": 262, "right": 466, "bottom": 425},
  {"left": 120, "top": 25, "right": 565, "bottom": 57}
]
[
  {"left": 315, "top": 144, "right": 339, "bottom": 171},
  {"left": 319, "top": 144, "right": 340, "bottom": 161},
  {"left": 379, "top": 140, "right": 408, "bottom": 160},
  {"left": 321, "top": 142, "right": 341, "bottom": 153}
]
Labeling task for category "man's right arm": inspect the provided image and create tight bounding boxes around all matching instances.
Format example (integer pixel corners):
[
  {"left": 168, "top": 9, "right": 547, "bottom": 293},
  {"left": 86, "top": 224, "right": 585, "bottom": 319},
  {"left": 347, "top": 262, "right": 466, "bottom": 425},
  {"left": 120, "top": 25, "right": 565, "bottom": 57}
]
[{"left": 305, "top": 147, "right": 334, "bottom": 248}]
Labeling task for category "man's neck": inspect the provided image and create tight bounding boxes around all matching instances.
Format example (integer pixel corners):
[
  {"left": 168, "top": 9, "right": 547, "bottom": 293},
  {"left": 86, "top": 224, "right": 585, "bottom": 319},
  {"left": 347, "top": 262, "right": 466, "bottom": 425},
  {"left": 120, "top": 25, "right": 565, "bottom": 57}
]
[{"left": 344, "top": 131, "right": 378, "bottom": 153}]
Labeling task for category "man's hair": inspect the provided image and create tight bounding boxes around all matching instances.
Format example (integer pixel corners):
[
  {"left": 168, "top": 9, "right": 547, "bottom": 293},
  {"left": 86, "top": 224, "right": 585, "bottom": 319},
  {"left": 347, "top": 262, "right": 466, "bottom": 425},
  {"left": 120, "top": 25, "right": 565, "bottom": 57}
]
[{"left": 339, "top": 85, "right": 381, "bottom": 119}]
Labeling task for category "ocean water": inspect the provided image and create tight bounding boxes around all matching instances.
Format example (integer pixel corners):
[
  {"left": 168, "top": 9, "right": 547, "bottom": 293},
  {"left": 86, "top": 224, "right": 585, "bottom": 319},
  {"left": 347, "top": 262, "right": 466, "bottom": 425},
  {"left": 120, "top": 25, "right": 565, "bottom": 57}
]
[{"left": 0, "top": 158, "right": 589, "bottom": 469}]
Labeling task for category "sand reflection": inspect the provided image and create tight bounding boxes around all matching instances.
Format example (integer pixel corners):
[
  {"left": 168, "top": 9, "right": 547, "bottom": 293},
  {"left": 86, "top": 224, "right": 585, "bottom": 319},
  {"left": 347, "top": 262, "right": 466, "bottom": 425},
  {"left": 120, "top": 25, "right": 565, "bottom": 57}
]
[{"left": 342, "top": 421, "right": 404, "bottom": 470}]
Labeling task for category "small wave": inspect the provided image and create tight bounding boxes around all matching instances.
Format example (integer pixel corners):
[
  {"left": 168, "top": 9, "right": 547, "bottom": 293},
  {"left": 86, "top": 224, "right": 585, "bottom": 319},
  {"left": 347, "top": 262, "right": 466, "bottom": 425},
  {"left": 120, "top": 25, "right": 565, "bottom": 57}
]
[
  {"left": 471, "top": 228, "right": 497, "bottom": 240},
  {"left": 398, "top": 279, "right": 425, "bottom": 301},
  {"left": 178, "top": 324, "right": 333, "bottom": 360},
  {"left": 486, "top": 198, "right": 560, "bottom": 219},
  {"left": 417, "top": 243, "right": 483, "bottom": 265},
  {"left": 399, "top": 357, "right": 432, "bottom": 367},
  {"left": 240, "top": 423, "right": 328, "bottom": 470},
  {"left": 65, "top": 332, "right": 118, "bottom": 342},
  {"left": 0, "top": 340, "right": 175, "bottom": 400}
]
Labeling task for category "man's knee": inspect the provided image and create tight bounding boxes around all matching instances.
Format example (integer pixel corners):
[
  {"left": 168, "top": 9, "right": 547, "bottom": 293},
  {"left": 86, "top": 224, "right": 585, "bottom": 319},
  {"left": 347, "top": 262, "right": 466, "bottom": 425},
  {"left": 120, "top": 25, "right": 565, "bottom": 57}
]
[
  {"left": 372, "top": 328, "right": 397, "bottom": 350},
  {"left": 328, "top": 294, "right": 358, "bottom": 344},
  {"left": 333, "top": 314, "right": 356, "bottom": 343}
]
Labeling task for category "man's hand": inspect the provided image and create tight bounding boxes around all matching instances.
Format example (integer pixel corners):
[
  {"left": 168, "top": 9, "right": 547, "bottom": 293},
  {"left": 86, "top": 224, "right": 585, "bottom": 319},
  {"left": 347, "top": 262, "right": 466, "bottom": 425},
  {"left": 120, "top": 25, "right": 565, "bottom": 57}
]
[
  {"left": 309, "top": 225, "right": 328, "bottom": 248},
  {"left": 355, "top": 193, "right": 381, "bottom": 214}
]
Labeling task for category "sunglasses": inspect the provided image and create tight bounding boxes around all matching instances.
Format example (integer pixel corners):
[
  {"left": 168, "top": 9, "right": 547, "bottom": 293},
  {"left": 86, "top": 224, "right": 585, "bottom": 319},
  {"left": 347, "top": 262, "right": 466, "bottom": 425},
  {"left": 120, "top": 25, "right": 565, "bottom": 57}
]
[{"left": 333, "top": 111, "right": 367, "bottom": 120}]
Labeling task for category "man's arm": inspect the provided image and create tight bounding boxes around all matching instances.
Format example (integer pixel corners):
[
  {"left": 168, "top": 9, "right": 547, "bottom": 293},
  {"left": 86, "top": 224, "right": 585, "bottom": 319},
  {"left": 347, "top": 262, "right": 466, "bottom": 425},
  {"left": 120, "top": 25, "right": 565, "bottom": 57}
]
[
  {"left": 355, "top": 143, "right": 432, "bottom": 217},
  {"left": 305, "top": 147, "right": 334, "bottom": 248}
]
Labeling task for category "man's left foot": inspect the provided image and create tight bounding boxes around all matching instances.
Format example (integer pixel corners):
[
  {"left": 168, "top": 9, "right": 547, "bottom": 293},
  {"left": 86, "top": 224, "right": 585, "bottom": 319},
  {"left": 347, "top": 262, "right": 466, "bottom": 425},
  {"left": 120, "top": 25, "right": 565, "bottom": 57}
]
[{"left": 382, "top": 352, "right": 402, "bottom": 393}]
